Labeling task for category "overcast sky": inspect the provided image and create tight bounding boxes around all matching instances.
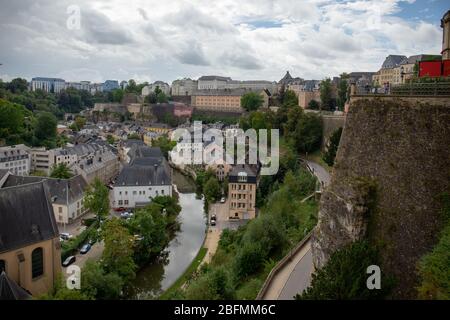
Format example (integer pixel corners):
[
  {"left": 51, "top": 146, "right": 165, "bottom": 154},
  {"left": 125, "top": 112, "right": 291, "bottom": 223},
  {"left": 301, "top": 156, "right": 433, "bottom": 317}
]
[{"left": 0, "top": 0, "right": 447, "bottom": 83}]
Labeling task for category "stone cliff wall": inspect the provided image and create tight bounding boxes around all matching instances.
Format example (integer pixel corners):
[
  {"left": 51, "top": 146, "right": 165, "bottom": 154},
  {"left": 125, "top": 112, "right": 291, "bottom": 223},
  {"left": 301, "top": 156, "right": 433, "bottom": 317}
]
[{"left": 312, "top": 98, "right": 450, "bottom": 298}]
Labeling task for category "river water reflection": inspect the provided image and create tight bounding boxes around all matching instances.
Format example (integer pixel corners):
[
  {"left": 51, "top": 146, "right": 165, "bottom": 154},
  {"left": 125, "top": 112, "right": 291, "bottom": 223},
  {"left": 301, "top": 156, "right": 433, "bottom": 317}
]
[{"left": 126, "top": 170, "right": 206, "bottom": 299}]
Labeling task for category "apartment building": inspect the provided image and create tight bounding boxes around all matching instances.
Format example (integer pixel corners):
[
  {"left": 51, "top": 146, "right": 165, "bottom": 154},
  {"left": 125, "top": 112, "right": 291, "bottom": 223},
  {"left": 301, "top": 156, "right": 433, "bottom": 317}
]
[
  {"left": 228, "top": 164, "right": 257, "bottom": 220},
  {"left": 30, "top": 77, "right": 66, "bottom": 93},
  {"left": 31, "top": 147, "right": 78, "bottom": 175},
  {"left": 191, "top": 88, "right": 269, "bottom": 113},
  {"left": 0, "top": 144, "right": 31, "bottom": 176}
]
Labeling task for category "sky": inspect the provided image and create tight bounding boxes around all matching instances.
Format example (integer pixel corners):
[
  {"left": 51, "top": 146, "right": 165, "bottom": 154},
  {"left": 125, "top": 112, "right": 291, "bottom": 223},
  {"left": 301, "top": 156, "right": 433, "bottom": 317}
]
[{"left": 0, "top": 0, "right": 447, "bottom": 84}]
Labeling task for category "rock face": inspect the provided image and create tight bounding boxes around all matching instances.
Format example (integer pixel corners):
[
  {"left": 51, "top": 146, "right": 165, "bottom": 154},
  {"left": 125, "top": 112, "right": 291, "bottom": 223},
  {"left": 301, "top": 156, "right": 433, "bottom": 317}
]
[{"left": 312, "top": 98, "right": 450, "bottom": 298}]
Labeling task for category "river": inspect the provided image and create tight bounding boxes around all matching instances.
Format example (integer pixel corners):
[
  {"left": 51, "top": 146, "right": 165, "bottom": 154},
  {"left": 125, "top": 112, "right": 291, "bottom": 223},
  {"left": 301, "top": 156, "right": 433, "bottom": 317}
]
[{"left": 126, "top": 169, "right": 206, "bottom": 299}]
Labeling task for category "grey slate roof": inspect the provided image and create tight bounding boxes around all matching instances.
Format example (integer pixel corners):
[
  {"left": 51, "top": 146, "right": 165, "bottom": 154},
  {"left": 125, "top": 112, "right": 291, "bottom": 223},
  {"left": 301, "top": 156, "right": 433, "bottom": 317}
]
[
  {"left": 198, "top": 75, "right": 232, "bottom": 81},
  {"left": 128, "top": 145, "right": 164, "bottom": 162},
  {"left": 0, "top": 271, "right": 31, "bottom": 300},
  {"left": 115, "top": 162, "right": 171, "bottom": 187},
  {"left": 381, "top": 55, "right": 407, "bottom": 69},
  {"left": 0, "top": 181, "right": 59, "bottom": 254},
  {"left": 2, "top": 175, "right": 88, "bottom": 205},
  {"left": 228, "top": 164, "right": 257, "bottom": 183}
]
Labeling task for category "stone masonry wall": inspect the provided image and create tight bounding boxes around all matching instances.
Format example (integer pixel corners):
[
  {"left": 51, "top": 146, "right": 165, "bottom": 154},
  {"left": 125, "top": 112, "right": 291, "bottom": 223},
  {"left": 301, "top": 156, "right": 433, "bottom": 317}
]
[{"left": 312, "top": 98, "right": 450, "bottom": 298}]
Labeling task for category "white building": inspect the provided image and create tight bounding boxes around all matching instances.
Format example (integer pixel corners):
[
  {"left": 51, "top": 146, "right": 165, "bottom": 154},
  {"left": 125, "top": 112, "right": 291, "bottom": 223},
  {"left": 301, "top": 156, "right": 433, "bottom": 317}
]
[
  {"left": 171, "top": 78, "right": 198, "bottom": 96},
  {"left": 31, "top": 77, "right": 66, "bottom": 93},
  {"left": 142, "top": 81, "right": 171, "bottom": 96},
  {"left": 0, "top": 144, "right": 31, "bottom": 176},
  {"left": 113, "top": 156, "right": 172, "bottom": 209}
]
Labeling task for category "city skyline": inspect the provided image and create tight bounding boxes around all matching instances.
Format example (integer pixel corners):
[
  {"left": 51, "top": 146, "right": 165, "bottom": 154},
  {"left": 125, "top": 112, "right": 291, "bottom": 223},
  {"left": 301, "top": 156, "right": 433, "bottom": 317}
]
[{"left": 0, "top": 0, "right": 448, "bottom": 83}]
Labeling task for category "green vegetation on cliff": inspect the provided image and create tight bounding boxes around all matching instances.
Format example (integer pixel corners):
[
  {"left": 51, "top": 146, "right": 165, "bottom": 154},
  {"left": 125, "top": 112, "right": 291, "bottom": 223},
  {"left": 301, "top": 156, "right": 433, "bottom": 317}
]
[
  {"left": 417, "top": 193, "right": 450, "bottom": 300},
  {"left": 298, "top": 241, "right": 393, "bottom": 300}
]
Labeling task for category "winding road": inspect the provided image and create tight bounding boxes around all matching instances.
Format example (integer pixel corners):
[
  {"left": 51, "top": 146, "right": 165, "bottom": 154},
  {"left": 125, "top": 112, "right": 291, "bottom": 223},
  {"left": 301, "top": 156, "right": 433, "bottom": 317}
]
[{"left": 259, "top": 160, "right": 330, "bottom": 300}]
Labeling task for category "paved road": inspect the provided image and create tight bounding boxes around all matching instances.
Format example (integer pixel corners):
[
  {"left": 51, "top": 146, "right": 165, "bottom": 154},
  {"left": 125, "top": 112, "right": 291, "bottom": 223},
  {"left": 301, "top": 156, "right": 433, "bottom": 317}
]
[
  {"left": 62, "top": 241, "right": 104, "bottom": 278},
  {"left": 278, "top": 246, "right": 313, "bottom": 299},
  {"left": 260, "top": 239, "right": 313, "bottom": 300},
  {"left": 303, "top": 159, "right": 331, "bottom": 187}
]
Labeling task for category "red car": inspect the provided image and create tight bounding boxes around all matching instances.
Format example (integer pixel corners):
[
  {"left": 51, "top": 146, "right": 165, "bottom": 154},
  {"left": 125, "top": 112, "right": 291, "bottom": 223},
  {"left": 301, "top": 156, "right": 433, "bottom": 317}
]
[{"left": 114, "top": 207, "right": 126, "bottom": 212}]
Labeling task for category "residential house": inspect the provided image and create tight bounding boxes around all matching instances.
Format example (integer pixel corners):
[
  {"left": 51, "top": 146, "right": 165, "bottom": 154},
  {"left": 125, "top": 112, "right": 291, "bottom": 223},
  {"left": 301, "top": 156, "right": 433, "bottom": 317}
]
[
  {"left": 0, "top": 144, "right": 31, "bottom": 176},
  {"left": 228, "top": 164, "right": 257, "bottom": 220},
  {"left": 113, "top": 147, "right": 172, "bottom": 209}
]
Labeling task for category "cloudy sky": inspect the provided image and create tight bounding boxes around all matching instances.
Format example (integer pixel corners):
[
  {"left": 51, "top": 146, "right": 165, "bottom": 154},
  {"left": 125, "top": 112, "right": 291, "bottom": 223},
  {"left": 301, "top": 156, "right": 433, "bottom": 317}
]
[{"left": 0, "top": 0, "right": 447, "bottom": 83}]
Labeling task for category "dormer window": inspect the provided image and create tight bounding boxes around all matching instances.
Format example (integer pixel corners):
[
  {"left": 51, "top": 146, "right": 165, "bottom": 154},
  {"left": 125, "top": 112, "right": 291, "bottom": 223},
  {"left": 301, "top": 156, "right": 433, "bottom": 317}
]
[{"left": 238, "top": 172, "right": 247, "bottom": 182}]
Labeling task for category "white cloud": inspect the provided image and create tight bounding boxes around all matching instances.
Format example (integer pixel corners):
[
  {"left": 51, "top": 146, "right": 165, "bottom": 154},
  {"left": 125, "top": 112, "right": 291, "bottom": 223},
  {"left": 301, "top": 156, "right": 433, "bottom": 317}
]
[{"left": 0, "top": 0, "right": 443, "bottom": 83}]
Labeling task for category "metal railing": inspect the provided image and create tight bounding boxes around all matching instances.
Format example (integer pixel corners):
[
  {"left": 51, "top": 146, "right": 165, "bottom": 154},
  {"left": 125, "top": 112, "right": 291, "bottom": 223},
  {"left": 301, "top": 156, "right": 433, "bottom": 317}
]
[{"left": 390, "top": 82, "right": 450, "bottom": 96}]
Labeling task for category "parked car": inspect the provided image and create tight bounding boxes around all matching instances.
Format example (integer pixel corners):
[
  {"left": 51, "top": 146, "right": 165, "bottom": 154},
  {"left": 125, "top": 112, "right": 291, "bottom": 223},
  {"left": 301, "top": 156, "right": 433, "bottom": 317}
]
[
  {"left": 62, "top": 255, "right": 76, "bottom": 267},
  {"left": 115, "top": 207, "right": 126, "bottom": 212},
  {"left": 211, "top": 214, "right": 216, "bottom": 221},
  {"left": 80, "top": 243, "right": 91, "bottom": 254},
  {"left": 120, "top": 212, "right": 131, "bottom": 219},
  {"left": 210, "top": 219, "right": 216, "bottom": 226},
  {"left": 220, "top": 197, "right": 226, "bottom": 203},
  {"left": 60, "top": 233, "right": 72, "bottom": 241}
]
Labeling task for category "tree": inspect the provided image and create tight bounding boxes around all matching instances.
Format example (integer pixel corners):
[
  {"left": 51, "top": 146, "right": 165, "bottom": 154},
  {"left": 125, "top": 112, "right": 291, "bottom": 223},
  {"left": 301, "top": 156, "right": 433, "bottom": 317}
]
[
  {"left": 322, "top": 127, "right": 343, "bottom": 166},
  {"left": 282, "top": 90, "right": 298, "bottom": 108},
  {"left": 320, "top": 78, "right": 333, "bottom": 111},
  {"left": 74, "top": 116, "right": 86, "bottom": 130},
  {"left": 128, "top": 203, "right": 169, "bottom": 264},
  {"left": 297, "top": 241, "right": 392, "bottom": 299},
  {"left": 145, "top": 92, "right": 157, "bottom": 104},
  {"left": 84, "top": 178, "right": 110, "bottom": 221},
  {"left": 0, "top": 99, "right": 25, "bottom": 138},
  {"left": 156, "top": 91, "right": 168, "bottom": 103},
  {"left": 204, "top": 176, "right": 222, "bottom": 202},
  {"left": 6, "top": 78, "right": 28, "bottom": 93},
  {"left": 241, "top": 92, "right": 264, "bottom": 112},
  {"left": 50, "top": 163, "right": 73, "bottom": 179},
  {"left": 308, "top": 99, "right": 320, "bottom": 110},
  {"left": 233, "top": 242, "right": 265, "bottom": 279},
  {"left": 34, "top": 111, "right": 57, "bottom": 142},
  {"left": 106, "top": 134, "right": 115, "bottom": 145},
  {"left": 337, "top": 73, "right": 349, "bottom": 111},
  {"left": 81, "top": 261, "right": 124, "bottom": 300},
  {"left": 102, "top": 218, "right": 136, "bottom": 281},
  {"left": 152, "top": 135, "right": 176, "bottom": 159},
  {"left": 293, "top": 113, "right": 323, "bottom": 153}
]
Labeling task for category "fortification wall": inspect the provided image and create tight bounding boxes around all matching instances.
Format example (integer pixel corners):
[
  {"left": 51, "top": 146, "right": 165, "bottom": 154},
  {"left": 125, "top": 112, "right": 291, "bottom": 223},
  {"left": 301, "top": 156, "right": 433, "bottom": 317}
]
[{"left": 312, "top": 98, "right": 450, "bottom": 298}]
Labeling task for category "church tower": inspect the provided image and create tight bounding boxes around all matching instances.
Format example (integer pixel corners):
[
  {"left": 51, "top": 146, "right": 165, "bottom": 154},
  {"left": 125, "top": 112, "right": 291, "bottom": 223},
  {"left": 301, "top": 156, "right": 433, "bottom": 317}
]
[{"left": 441, "top": 10, "right": 450, "bottom": 60}]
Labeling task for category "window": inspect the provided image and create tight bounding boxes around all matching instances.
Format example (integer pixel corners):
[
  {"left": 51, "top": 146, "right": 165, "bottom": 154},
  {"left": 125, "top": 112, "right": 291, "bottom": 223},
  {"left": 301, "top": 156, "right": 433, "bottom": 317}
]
[
  {"left": 58, "top": 207, "right": 62, "bottom": 213},
  {"left": 133, "top": 191, "right": 137, "bottom": 195},
  {"left": 31, "top": 247, "right": 44, "bottom": 279},
  {"left": 0, "top": 260, "right": 5, "bottom": 272},
  {"left": 124, "top": 200, "right": 129, "bottom": 205},
  {"left": 161, "top": 190, "right": 164, "bottom": 195},
  {"left": 118, "top": 200, "right": 123, "bottom": 205}
]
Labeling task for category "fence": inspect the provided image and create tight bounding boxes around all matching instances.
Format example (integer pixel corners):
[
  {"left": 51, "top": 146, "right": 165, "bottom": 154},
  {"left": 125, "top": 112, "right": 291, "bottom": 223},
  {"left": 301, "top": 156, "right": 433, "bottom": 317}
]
[{"left": 390, "top": 82, "right": 450, "bottom": 96}]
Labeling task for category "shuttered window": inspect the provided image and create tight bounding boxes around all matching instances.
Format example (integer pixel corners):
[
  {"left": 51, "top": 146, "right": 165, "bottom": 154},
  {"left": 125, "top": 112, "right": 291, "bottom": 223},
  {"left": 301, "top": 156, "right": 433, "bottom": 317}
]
[{"left": 31, "top": 247, "right": 44, "bottom": 278}]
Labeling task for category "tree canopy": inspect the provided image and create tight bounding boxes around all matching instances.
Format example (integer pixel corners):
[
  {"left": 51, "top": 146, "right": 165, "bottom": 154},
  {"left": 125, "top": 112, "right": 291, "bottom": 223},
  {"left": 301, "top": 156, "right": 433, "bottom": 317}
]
[{"left": 241, "top": 92, "right": 264, "bottom": 112}]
